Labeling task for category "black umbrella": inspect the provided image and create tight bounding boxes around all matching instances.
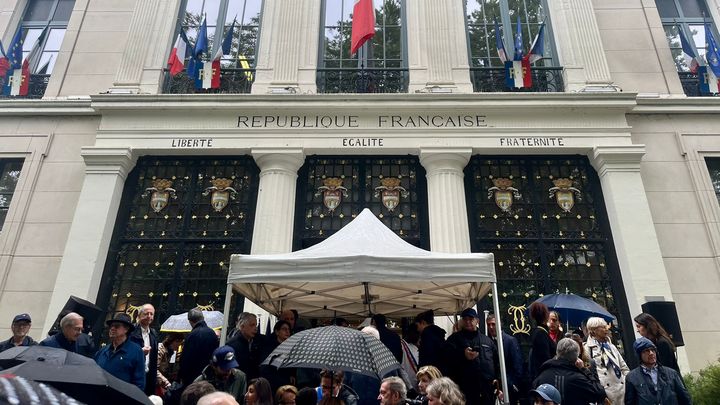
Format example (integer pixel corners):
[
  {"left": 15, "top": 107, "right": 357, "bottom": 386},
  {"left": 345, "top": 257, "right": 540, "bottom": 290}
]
[
  {"left": 262, "top": 325, "right": 400, "bottom": 379},
  {"left": 0, "top": 345, "right": 95, "bottom": 369},
  {"left": 0, "top": 374, "right": 86, "bottom": 404},
  {"left": 3, "top": 361, "right": 153, "bottom": 405}
]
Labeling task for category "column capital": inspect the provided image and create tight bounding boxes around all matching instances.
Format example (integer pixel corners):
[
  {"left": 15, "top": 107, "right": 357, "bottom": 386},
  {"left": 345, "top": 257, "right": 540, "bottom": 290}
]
[
  {"left": 588, "top": 145, "right": 646, "bottom": 177},
  {"left": 80, "top": 147, "right": 137, "bottom": 179},
  {"left": 419, "top": 148, "right": 472, "bottom": 174},
  {"left": 252, "top": 148, "right": 305, "bottom": 174}
]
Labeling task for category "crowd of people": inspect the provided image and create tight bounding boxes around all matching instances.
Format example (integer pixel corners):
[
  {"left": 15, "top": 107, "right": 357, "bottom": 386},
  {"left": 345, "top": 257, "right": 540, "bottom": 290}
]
[{"left": 0, "top": 302, "right": 693, "bottom": 405}]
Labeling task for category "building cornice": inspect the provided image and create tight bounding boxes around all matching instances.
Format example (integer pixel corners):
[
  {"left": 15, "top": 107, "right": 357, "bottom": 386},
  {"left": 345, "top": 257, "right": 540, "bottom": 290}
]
[
  {"left": 0, "top": 98, "right": 96, "bottom": 116},
  {"left": 632, "top": 95, "right": 720, "bottom": 114},
  {"left": 88, "top": 92, "right": 638, "bottom": 112}
]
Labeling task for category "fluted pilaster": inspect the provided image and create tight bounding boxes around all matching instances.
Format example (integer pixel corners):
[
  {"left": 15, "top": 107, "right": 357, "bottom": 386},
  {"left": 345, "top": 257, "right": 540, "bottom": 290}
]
[
  {"left": 420, "top": 148, "right": 472, "bottom": 253},
  {"left": 113, "top": 0, "right": 161, "bottom": 89},
  {"left": 251, "top": 149, "right": 305, "bottom": 254},
  {"left": 568, "top": 0, "right": 613, "bottom": 84}
]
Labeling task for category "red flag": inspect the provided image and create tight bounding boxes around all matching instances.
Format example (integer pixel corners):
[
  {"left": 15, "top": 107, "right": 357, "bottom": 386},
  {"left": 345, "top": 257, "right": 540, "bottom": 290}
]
[
  {"left": 350, "top": 0, "right": 375, "bottom": 55},
  {"left": 0, "top": 57, "right": 9, "bottom": 79}
]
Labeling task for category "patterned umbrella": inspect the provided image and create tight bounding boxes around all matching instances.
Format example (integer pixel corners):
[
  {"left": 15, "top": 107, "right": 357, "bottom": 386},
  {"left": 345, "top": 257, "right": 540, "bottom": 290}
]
[
  {"left": 160, "top": 310, "right": 224, "bottom": 332},
  {"left": 262, "top": 325, "right": 400, "bottom": 379}
]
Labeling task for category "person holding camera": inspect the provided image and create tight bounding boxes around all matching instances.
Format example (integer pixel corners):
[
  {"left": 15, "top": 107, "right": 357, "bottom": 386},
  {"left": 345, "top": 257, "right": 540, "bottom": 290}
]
[{"left": 443, "top": 308, "right": 502, "bottom": 405}]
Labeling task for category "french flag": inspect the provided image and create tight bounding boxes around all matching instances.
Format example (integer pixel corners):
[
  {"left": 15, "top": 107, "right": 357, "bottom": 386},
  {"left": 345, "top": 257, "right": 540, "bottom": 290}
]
[
  {"left": 526, "top": 23, "right": 545, "bottom": 64},
  {"left": 168, "top": 29, "right": 190, "bottom": 76},
  {"left": 505, "top": 59, "right": 531, "bottom": 89},
  {"left": 677, "top": 25, "right": 698, "bottom": 73},
  {"left": 495, "top": 20, "right": 507, "bottom": 63}
]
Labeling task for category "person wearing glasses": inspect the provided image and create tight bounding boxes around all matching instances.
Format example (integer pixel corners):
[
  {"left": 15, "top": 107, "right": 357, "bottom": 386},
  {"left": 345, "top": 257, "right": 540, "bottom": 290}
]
[
  {"left": 40, "top": 312, "right": 85, "bottom": 353},
  {"left": 0, "top": 313, "right": 37, "bottom": 353},
  {"left": 195, "top": 346, "right": 248, "bottom": 404}
]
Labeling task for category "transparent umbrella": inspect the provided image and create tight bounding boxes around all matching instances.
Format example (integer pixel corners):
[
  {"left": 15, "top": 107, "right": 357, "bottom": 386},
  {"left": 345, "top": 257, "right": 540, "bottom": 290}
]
[{"left": 160, "top": 310, "right": 224, "bottom": 332}]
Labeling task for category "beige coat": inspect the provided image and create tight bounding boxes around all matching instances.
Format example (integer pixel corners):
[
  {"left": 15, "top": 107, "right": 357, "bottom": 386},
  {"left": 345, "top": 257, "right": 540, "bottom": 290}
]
[{"left": 584, "top": 336, "right": 629, "bottom": 405}]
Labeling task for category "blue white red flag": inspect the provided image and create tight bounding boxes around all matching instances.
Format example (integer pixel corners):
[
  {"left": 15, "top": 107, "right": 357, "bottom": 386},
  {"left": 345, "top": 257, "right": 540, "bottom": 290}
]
[
  {"left": 195, "top": 60, "right": 220, "bottom": 89},
  {"left": 677, "top": 25, "right": 699, "bottom": 73},
  {"left": 495, "top": 20, "right": 507, "bottom": 63},
  {"left": 513, "top": 16, "right": 523, "bottom": 61},
  {"left": 698, "top": 65, "right": 720, "bottom": 94},
  {"left": 704, "top": 23, "right": 720, "bottom": 77},
  {"left": 505, "top": 59, "right": 532, "bottom": 89},
  {"left": 526, "top": 23, "right": 545, "bottom": 64},
  {"left": 167, "top": 29, "right": 190, "bottom": 76}
]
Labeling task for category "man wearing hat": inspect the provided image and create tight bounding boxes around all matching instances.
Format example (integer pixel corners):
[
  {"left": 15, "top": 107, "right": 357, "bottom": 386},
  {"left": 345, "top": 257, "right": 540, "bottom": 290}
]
[
  {"left": 95, "top": 313, "right": 146, "bottom": 391},
  {"left": 0, "top": 314, "right": 37, "bottom": 353},
  {"left": 624, "top": 337, "right": 691, "bottom": 405},
  {"left": 530, "top": 384, "right": 561, "bottom": 405},
  {"left": 194, "top": 346, "right": 247, "bottom": 404},
  {"left": 444, "top": 308, "right": 502, "bottom": 405}
]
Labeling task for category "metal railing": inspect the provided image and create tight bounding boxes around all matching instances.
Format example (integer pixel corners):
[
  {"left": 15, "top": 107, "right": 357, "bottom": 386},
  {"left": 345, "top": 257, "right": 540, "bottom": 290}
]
[
  {"left": 677, "top": 71, "right": 720, "bottom": 97},
  {"left": 316, "top": 68, "right": 409, "bottom": 94},
  {"left": 470, "top": 67, "right": 564, "bottom": 93},
  {"left": 162, "top": 68, "right": 255, "bottom": 94},
  {"left": 0, "top": 74, "right": 50, "bottom": 99}
]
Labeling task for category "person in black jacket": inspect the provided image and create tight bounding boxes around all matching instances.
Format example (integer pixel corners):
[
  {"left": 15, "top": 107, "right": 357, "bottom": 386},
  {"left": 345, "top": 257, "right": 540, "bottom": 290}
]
[
  {"left": 533, "top": 338, "right": 607, "bottom": 405},
  {"left": 486, "top": 314, "right": 524, "bottom": 404},
  {"left": 227, "top": 312, "right": 265, "bottom": 381},
  {"left": 444, "top": 308, "right": 501, "bottom": 405},
  {"left": 129, "top": 303, "right": 159, "bottom": 395},
  {"left": 414, "top": 310, "right": 446, "bottom": 369},
  {"left": 528, "top": 302, "right": 556, "bottom": 381},
  {"left": 625, "top": 337, "right": 691, "bottom": 405},
  {"left": 633, "top": 313, "right": 680, "bottom": 374},
  {"left": 372, "top": 314, "right": 403, "bottom": 363},
  {"left": 179, "top": 308, "right": 219, "bottom": 385}
]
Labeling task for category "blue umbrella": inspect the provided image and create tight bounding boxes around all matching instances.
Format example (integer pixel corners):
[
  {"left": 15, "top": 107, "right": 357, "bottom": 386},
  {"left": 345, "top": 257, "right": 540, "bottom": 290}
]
[{"left": 533, "top": 293, "right": 615, "bottom": 326}]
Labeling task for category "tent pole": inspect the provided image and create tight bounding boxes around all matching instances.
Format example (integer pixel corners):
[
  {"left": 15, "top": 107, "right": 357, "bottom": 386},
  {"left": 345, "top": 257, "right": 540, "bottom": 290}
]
[
  {"left": 220, "top": 282, "right": 233, "bottom": 345},
  {"left": 492, "top": 282, "right": 509, "bottom": 404}
]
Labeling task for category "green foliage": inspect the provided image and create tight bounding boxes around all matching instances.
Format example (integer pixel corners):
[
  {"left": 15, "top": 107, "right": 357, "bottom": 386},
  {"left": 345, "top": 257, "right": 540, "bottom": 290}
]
[{"left": 683, "top": 360, "right": 720, "bottom": 405}]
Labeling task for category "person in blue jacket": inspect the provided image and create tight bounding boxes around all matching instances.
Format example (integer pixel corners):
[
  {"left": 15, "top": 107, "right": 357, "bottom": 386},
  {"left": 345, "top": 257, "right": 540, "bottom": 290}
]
[{"left": 95, "top": 313, "right": 145, "bottom": 391}]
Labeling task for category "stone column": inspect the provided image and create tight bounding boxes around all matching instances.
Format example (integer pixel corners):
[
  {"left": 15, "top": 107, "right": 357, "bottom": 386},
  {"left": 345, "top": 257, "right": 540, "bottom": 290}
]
[
  {"left": 589, "top": 145, "right": 674, "bottom": 317},
  {"left": 42, "top": 147, "right": 136, "bottom": 334},
  {"left": 420, "top": 148, "right": 472, "bottom": 253},
  {"left": 111, "top": 0, "right": 162, "bottom": 92},
  {"left": 250, "top": 149, "right": 305, "bottom": 254}
]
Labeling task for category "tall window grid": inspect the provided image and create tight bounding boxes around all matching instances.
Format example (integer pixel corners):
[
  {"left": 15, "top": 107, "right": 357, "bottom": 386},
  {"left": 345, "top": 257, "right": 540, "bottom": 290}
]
[
  {"left": 0, "top": 160, "right": 23, "bottom": 232},
  {"left": 321, "top": 0, "right": 406, "bottom": 69},
  {"left": 656, "top": 0, "right": 716, "bottom": 71},
  {"left": 464, "top": 0, "right": 554, "bottom": 68},
  {"left": 180, "top": 0, "right": 263, "bottom": 68},
  {"left": 705, "top": 157, "right": 720, "bottom": 204},
  {"left": 16, "top": 0, "right": 75, "bottom": 74}
]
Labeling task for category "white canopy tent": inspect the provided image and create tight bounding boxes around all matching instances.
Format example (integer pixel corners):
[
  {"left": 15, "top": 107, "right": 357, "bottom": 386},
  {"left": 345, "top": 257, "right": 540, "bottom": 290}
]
[{"left": 222, "top": 208, "right": 509, "bottom": 402}]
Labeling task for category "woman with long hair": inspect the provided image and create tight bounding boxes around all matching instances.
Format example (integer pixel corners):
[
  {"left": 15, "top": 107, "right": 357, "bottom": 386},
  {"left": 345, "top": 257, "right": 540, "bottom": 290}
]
[
  {"left": 528, "top": 302, "right": 556, "bottom": 380},
  {"left": 246, "top": 378, "right": 274, "bottom": 405},
  {"left": 634, "top": 312, "right": 679, "bottom": 373},
  {"left": 157, "top": 332, "right": 184, "bottom": 390},
  {"left": 260, "top": 320, "right": 294, "bottom": 390},
  {"left": 583, "top": 317, "right": 629, "bottom": 405}
]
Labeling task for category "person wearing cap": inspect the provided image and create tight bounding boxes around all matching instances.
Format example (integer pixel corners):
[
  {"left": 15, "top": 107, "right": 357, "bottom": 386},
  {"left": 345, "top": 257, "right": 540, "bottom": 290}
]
[
  {"left": 533, "top": 338, "right": 606, "bottom": 405},
  {"left": 624, "top": 337, "right": 691, "bottom": 405},
  {"left": 0, "top": 313, "right": 37, "bottom": 353},
  {"left": 443, "top": 308, "right": 502, "bottom": 405},
  {"left": 194, "top": 345, "right": 248, "bottom": 404},
  {"left": 95, "top": 312, "right": 146, "bottom": 391},
  {"left": 529, "top": 384, "right": 561, "bottom": 405}
]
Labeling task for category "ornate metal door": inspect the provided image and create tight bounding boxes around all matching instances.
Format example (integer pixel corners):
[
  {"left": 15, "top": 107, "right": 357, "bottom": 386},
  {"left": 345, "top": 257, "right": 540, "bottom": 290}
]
[
  {"left": 294, "top": 156, "right": 429, "bottom": 249},
  {"left": 97, "top": 156, "right": 259, "bottom": 327},
  {"left": 466, "top": 156, "right": 633, "bottom": 354}
]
